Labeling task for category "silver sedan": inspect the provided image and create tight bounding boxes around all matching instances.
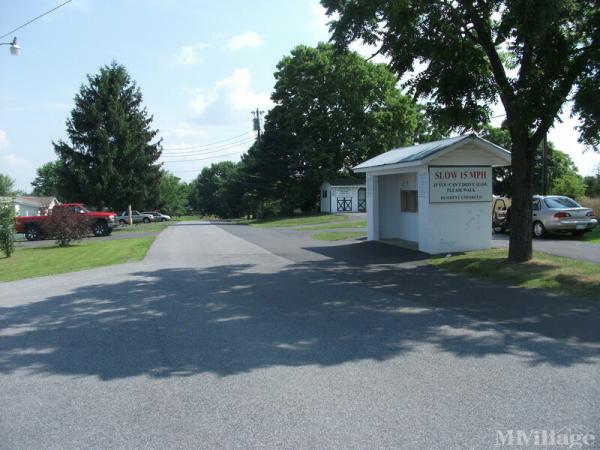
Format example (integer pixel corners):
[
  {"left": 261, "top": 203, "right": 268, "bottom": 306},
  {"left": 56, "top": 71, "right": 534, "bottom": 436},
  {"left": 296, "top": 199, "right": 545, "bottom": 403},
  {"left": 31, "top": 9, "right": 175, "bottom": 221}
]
[{"left": 532, "top": 195, "right": 597, "bottom": 237}]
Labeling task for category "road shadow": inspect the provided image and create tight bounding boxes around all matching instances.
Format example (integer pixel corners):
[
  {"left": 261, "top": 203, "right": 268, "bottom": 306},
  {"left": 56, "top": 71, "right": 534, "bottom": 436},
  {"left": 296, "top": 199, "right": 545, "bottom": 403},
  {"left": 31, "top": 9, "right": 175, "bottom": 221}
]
[
  {"left": 1, "top": 252, "right": 598, "bottom": 380},
  {"left": 300, "top": 241, "right": 600, "bottom": 342}
]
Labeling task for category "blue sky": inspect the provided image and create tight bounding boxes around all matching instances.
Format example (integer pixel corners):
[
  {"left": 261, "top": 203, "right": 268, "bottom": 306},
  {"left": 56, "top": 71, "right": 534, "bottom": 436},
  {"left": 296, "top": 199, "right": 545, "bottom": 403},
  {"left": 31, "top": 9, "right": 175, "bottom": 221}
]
[{"left": 1, "top": 0, "right": 598, "bottom": 192}]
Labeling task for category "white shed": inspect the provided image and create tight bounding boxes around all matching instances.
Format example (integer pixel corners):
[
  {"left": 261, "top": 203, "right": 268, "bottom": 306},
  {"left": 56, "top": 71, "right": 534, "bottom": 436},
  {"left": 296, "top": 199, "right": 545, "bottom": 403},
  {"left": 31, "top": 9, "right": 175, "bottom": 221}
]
[
  {"left": 320, "top": 179, "right": 366, "bottom": 213},
  {"left": 354, "top": 134, "right": 511, "bottom": 254}
]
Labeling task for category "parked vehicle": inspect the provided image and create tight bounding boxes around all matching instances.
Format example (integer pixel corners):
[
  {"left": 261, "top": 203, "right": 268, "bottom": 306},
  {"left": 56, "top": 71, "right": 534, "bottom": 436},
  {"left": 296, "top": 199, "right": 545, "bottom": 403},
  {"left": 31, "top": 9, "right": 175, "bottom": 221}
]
[
  {"left": 115, "top": 210, "right": 154, "bottom": 225},
  {"left": 14, "top": 203, "right": 118, "bottom": 241},
  {"left": 143, "top": 211, "right": 171, "bottom": 222},
  {"left": 492, "top": 196, "right": 511, "bottom": 233},
  {"left": 532, "top": 195, "right": 597, "bottom": 237}
]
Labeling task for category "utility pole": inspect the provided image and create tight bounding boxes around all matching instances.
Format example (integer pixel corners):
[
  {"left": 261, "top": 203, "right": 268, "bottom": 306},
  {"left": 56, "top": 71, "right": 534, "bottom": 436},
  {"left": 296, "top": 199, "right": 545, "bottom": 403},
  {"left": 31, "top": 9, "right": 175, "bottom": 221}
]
[{"left": 251, "top": 108, "right": 264, "bottom": 143}]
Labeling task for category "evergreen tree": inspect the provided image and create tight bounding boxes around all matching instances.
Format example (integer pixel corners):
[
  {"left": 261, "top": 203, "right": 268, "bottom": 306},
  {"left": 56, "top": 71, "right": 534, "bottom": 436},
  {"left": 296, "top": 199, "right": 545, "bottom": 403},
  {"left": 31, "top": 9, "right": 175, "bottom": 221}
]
[
  {"left": 54, "top": 62, "right": 162, "bottom": 210},
  {"left": 0, "top": 174, "right": 15, "bottom": 197}
]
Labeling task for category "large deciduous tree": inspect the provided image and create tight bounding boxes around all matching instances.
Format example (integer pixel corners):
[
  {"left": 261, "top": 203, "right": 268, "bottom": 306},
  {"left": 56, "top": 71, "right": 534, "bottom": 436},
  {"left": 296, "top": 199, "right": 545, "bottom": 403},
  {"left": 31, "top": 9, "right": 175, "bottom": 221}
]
[
  {"left": 31, "top": 161, "right": 62, "bottom": 197},
  {"left": 482, "top": 125, "right": 586, "bottom": 198},
  {"left": 245, "top": 43, "right": 421, "bottom": 213},
  {"left": 323, "top": 0, "right": 599, "bottom": 261},
  {"left": 188, "top": 161, "right": 246, "bottom": 219},
  {"left": 155, "top": 171, "right": 189, "bottom": 216},
  {"left": 54, "top": 62, "right": 162, "bottom": 211}
]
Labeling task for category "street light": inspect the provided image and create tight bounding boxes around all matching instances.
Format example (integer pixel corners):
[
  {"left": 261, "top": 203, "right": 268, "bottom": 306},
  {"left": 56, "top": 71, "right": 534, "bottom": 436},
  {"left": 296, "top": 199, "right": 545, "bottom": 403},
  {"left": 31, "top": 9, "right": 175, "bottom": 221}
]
[{"left": 0, "top": 37, "right": 21, "bottom": 56}]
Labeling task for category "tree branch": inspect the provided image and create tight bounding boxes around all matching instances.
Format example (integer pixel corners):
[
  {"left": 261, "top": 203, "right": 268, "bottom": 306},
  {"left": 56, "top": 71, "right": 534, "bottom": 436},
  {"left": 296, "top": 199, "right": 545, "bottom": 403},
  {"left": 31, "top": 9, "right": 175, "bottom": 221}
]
[{"left": 460, "top": 0, "right": 516, "bottom": 118}]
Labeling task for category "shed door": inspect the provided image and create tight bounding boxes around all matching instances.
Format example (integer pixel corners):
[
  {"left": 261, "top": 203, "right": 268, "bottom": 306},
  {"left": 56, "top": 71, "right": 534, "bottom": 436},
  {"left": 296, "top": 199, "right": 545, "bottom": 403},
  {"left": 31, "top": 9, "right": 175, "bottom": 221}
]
[
  {"left": 337, "top": 198, "right": 352, "bottom": 212},
  {"left": 358, "top": 188, "right": 366, "bottom": 212}
]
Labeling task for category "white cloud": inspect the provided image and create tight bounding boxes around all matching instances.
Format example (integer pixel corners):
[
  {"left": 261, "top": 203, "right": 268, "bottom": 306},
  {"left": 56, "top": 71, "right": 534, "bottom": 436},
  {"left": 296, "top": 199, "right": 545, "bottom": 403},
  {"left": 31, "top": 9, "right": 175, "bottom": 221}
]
[
  {"left": 188, "top": 90, "right": 219, "bottom": 114},
  {"left": 0, "top": 129, "right": 8, "bottom": 149},
  {"left": 309, "top": 2, "right": 337, "bottom": 39},
  {"left": 548, "top": 113, "right": 600, "bottom": 177},
  {"left": 216, "top": 69, "right": 272, "bottom": 111},
  {"left": 175, "top": 43, "right": 209, "bottom": 66},
  {"left": 1, "top": 153, "right": 30, "bottom": 168},
  {"left": 187, "top": 68, "right": 272, "bottom": 120},
  {"left": 226, "top": 31, "right": 263, "bottom": 50}
]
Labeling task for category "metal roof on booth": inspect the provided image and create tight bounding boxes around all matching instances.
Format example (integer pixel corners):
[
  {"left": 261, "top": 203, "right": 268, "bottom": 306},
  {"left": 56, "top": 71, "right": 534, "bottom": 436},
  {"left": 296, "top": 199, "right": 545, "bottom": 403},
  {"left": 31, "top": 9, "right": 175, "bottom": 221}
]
[{"left": 353, "top": 133, "right": 510, "bottom": 171}]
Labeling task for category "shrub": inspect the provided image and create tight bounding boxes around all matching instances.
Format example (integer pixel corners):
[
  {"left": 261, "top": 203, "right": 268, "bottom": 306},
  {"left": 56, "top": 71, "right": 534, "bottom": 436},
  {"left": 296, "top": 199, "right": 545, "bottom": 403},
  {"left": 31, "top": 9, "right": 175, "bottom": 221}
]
[
  {"left": 0, "top": 202, "right": 15, "bottom": 257},
  {"left": 44, "top": 208, "right": 90, "bottom": 246},
  {"left": 551, "top": 173, "right": 587, "bottom": 199},
  {"left": 579, "top": 196, "right": 600, "bottom": 217}
]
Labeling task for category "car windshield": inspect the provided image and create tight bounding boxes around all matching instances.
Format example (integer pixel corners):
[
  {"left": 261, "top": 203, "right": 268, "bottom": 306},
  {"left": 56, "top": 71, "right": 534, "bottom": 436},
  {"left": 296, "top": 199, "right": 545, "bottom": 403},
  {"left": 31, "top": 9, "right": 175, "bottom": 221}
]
[
  {"left": 77, "top": 205, "right": 91, "bottom": 213},
  {"left": 543, "top": 197, "right": 581, "bottom": 209}
]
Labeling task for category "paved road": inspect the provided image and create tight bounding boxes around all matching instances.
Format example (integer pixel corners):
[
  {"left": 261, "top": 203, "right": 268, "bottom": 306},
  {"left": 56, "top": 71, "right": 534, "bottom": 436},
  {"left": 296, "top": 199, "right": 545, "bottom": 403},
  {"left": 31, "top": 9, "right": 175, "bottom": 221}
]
[{"left": 1, "top": 221, "right": 598, "bottom": 449}]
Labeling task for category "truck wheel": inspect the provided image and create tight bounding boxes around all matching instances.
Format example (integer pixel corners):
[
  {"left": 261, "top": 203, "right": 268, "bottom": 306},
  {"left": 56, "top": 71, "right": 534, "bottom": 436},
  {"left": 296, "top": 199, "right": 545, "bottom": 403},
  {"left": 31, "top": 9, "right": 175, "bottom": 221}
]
[
  {"left": 25, "top": 224, "right": 41, "bottom": 241},
  {"left": 572, "top": 230, "right": 586, "bottom": 237},
  {"left": 92, "top": 221, "right": 109, "bottom": 237},
  {"left": 119, "top": 219, "right": 126, "bottom": 225},
  {"left": 143, "top": 217, "right": 150, "bottom": 223},
  {"left": 532, "top": 221, "right": 546, "bottom": 238}
]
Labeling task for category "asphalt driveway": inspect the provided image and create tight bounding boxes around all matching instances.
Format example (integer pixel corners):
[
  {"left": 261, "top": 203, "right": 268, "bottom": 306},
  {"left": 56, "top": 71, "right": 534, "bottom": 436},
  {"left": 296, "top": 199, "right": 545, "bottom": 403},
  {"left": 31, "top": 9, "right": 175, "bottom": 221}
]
[{"left": 1, "top": 221, "right": 598, "bottom": 448}]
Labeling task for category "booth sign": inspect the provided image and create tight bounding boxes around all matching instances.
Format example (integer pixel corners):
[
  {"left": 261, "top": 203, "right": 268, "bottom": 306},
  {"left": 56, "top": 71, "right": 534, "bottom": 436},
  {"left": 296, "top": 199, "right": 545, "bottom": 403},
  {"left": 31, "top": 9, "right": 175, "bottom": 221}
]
[{"left": 429, "top": 166, "right": 492, "bottom": 203}]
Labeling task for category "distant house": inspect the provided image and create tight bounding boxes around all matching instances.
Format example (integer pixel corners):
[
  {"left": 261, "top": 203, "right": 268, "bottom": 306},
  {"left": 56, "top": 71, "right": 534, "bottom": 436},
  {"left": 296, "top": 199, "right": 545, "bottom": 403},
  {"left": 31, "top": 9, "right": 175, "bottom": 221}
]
[
  {"left": 8, "top": 196, "right": 61, "bottom": 216},
  {"left": 320, "top": 179, "right": 366, "bottom": 213}
]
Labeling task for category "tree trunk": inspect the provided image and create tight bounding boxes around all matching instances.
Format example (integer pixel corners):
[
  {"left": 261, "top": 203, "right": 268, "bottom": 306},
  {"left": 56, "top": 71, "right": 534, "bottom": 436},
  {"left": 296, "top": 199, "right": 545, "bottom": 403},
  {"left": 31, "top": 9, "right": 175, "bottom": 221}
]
[{"left": 508, "top": 136, "right": 535, "bottom": 262}]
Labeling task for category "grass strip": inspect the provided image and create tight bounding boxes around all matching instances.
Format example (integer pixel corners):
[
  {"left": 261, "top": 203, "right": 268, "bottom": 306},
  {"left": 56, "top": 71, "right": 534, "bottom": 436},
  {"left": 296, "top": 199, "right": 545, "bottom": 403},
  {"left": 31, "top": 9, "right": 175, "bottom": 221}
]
[
  {"left": 113, "top": 222, "right": 170, "bottom": 233},
  {"left": 430, "top": 248, "right": 600, "bottom": 300},
  {"left": 296, "top": 220, "right": 367, "bottom": 231},
  {"left": 582, "top": 227, "right": 600, "bottom": 244},
  {"left": 311, "top": 231, "right": 367, "bottom": 241},
  {"left": 248, "top": 214, "right": 351, "bottom": 228},
  {"left": 0, "top": 236, "right": 155, "bottom": 282}
]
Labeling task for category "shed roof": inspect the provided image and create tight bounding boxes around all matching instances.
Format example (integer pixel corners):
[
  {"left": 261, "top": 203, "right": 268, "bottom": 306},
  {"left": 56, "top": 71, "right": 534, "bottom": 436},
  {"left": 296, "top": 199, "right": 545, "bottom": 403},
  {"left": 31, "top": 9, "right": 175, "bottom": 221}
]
[
  {"left": 324, "top": 178, "right": 365, "bottom": 187},
  {"left": 353, "top": 134, "right": 510, "bottom": 172}
]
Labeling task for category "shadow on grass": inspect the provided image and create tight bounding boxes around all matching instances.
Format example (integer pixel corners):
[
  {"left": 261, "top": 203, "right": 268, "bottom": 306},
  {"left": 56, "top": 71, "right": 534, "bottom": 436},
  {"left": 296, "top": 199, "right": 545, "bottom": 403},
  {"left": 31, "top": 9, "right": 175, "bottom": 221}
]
[
  {"left": 1, "top": 240, "right": 599, "bottom": 381},
  {"left": 436, "top": 256, "right": 600, "bottom": 300}
]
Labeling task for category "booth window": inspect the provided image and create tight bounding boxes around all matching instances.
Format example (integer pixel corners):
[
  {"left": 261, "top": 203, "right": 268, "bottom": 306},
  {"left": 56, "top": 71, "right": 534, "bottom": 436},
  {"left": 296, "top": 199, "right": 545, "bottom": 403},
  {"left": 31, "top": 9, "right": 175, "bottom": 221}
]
[
  {"left": 401, "top": 190, "right": 418, "bottom": 212},
  {"left": 322, "top": 190, "right": 327, "bottom": 198}
]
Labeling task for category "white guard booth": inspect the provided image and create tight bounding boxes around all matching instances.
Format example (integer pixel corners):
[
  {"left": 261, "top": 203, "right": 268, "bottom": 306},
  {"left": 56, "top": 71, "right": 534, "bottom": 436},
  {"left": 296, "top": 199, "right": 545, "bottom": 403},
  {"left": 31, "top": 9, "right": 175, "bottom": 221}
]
[
  {"left": 354, "top": 134, "right": 511, "bottom": 254},
  {"left": 320, "top": 179, "right": 367, "bottom": 213}
]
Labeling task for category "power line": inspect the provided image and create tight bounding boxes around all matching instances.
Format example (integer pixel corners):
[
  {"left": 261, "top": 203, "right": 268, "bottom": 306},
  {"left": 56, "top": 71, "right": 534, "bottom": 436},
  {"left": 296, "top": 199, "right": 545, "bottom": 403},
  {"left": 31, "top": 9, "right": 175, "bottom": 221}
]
[
  {"left": 0, "top": 0, "right": 73, "bottom": 40},
  {"left": 161, "top": 137, "right": 255, "bottom": 157},
  {"left": 162, "top": 131, "right": 254, "bottom": 152},
  {"left": 162, "top": 151, "right": 244, "bottom": 166}
]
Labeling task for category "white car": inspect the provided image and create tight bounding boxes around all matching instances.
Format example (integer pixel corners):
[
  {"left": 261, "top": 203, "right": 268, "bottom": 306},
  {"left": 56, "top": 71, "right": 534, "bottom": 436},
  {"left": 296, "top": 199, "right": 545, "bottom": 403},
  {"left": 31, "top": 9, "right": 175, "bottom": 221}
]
[
  {"left": 143, "top": 211, "right": 171, "bottom": 222},
  {"left": 115, "top": 210, "right": 154, "bottom": 224},
  {"left": 532, "top": 195, "right": 597, "bottom": 237}
]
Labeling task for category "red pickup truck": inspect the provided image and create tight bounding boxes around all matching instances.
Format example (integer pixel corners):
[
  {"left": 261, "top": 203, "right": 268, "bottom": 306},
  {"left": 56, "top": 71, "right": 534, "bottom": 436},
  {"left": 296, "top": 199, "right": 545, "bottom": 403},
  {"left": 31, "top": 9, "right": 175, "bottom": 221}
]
[{"left": 15, "top": 203, "right": 118, "bottom": 241}]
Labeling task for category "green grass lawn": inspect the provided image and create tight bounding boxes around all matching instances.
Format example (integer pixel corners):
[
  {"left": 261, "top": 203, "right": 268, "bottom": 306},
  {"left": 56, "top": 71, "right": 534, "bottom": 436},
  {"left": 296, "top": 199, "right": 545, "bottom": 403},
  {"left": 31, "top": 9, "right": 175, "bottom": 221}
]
[
  {"left": 173, "top": 215, "right": 205, "bottom": 222},
  {"left": 430, "top": 248, "right": 600, "bottom": 300},
  {"left": 0, "top": 236, "right": 155, "bottom": 282},
  {"left": 582, "top": 226, "right": 600, "bottom": 244},
  {"left": 248, "top": 214, "right": 351, "bottom": 228},
  {"left": 311, "top": 231, "right": 367, "bottom": 241},
  {"left": 296, "top": 220, "right": 367, "bottom": 231},
  {"left": 113, "top": 222, "right": 170, "bottom": 233}
]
